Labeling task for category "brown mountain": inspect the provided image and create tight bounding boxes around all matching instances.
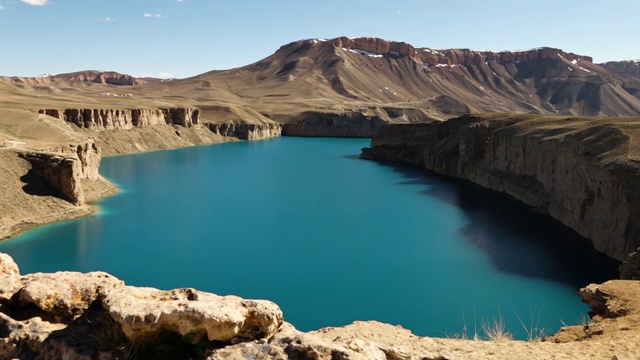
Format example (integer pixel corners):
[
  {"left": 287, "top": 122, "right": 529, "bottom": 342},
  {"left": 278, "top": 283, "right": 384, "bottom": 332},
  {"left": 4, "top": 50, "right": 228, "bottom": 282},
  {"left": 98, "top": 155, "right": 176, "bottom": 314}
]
[
  {"left": 178, "top": 36, "right": 640, "bottom": 120},
  {"left": 0, "top": 70, "right": 152, "bottom": 86},
  {"left": 1, "top": 36, "right": 640, "bottom": 139}
]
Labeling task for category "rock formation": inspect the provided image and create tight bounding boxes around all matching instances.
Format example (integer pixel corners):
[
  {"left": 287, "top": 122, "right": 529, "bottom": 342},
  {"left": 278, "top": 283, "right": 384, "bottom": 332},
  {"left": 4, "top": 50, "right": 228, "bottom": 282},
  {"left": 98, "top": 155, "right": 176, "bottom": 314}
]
[
  {"left": 280, "top": 111, "right": 387, "bottom": 137},
  {"left": 205, "top": 121, "right": 282, "bottom": 140},
  {"left": 2, "top": 70, "right": 147, "bottom": 86},
  {"left": 0, "top": 253, "right": 283, "bottom": 359},
  {"left": 600, "top": 60, "right": 640, "bottom": 78},
  {"left": 362, "top": 114, "right": 640, "bottom": 265},
  {"left": 330, "top": 36, "right": 591, "bottom": 66},
  {"left": 2, "top": 252, "right": 640, "bottom": 359},
  {"left": 38, "top": 108, "right": 200, "bottom": 131},
  {"left": 18, "top": 151, "right": 86, "bottom": 205},
  {"left": 16, "top": 139, "right": 102, "bottom": 206}
]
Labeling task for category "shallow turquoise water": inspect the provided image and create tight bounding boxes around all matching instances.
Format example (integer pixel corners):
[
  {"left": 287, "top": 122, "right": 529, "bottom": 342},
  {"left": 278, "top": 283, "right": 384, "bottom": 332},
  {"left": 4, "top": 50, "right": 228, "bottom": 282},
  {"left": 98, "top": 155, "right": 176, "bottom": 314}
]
[{"left": 0, "top": 137, "right": 618, "bottom": 339}]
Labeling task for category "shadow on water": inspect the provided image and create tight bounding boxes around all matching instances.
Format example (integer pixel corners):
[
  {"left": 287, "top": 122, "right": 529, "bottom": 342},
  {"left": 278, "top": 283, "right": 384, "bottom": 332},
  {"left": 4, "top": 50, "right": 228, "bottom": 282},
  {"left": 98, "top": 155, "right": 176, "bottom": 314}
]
[{"left": 365, "top": 159, "right": 620, "bottom": 287}]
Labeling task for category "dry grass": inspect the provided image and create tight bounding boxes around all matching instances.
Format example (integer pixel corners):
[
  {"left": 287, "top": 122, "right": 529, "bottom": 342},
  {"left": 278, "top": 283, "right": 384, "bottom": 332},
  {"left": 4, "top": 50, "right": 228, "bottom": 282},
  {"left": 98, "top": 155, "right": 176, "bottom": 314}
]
[{"left": 481, "top": 314, "right": 513, "bottom": 342}]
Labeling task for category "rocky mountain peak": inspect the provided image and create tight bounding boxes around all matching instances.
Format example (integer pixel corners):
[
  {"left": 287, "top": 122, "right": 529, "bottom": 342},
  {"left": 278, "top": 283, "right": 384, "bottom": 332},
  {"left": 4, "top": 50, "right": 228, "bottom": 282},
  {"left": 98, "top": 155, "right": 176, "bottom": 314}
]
[
  {"left": 600, "top": 60, "right": 640, "bottom": 78},
  {"left": 419, "top": 47, "right": 593, "bottom": 66},
  {"left": 331, "top": 36, "right": 421, "bottom": 61},
  {"left": 295, "top": 37, "right": 593, "bottom": 67},
  {"left": 3, "top": 70, "right": 146, "bottom": 86}
]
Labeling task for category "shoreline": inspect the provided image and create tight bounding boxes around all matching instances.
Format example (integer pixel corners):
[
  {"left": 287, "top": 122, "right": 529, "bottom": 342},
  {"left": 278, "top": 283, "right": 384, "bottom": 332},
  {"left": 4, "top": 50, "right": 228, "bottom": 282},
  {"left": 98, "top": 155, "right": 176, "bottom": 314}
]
[{"left": 1, "top": 134, "right": 622, "bottom": 335}]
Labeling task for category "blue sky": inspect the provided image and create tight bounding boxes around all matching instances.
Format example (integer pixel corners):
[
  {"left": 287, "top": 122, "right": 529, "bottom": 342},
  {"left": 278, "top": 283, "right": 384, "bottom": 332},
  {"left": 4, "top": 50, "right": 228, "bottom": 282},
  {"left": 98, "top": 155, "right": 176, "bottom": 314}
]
[{"left": 1, "top": 0, "right": 639, "bottom": 78}]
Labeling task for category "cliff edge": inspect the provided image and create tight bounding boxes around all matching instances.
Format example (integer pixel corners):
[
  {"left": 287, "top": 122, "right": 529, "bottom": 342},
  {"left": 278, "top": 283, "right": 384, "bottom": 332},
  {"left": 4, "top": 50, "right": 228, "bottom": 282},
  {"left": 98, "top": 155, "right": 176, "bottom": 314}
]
[
  {"left": 0, "top": 139, "right": 116, "bottom": 240},
  {"left": 362, "top": 114, "right": 640, "bottom": 268}
]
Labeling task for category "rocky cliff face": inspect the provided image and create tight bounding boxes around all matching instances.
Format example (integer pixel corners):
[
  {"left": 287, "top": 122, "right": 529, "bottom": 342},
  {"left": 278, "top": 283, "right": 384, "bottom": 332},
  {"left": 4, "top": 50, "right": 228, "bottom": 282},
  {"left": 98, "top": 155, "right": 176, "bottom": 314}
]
[
  {"left": 254, "top": 36, "right": 640, "bottom": 118},
  {"left": 329, "top": 36, "right": 590, "bottom": 66},
  {"left": 205, "top": 121, "right": 282, "bottom": 140},
  {"left": 18, "top": 151, "right": 86, "bottom": 205},
  {"left": 362, "top": 114, "right": 640, "bottom": 263},
  {"left": 16, "top": 140, "right": 102, "bottom": 205},
  {"left": 332, "top": 36, "right": 422, "bottom": 61},
  {"left": 38, "top": 108, "right": 200, "bottom": 131},
  {"left": 280, "top": 111, "right": 388, "bottom": 137},
  {"left": 3, "top": 70, "right": 146, "bottom": 86},
  {"left": 600, "top": 60, "right": 640, "bottom": 78}
]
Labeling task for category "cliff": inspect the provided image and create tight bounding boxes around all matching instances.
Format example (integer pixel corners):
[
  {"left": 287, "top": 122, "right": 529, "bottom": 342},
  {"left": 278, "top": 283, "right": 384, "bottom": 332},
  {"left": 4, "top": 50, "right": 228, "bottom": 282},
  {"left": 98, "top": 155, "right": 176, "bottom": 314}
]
[
  {"left": 2, "top": 252, "right": 640, "bottom": 359},
  {"left": 280, "top": 111, "right": 387, "bottom": 137},
  {"left": 205, "top": 121, "right": 282, "bottom": 140},
  {"left": 0, "top": 139, "right": 116, "bottom": 240},
  {"left": 2, "top": 70, "right": 147, "bottom": 86},
  {"left": 38, "top": 107, "right": 201, "bottom": 130},
  {"left": 331, "top": 36, "right": 591, "bottom": 66},
  {"left": 600, "top": 60, "right": 640, "bottom": 78},
  {"left": 362, "top": 114, "right": 640, "bottom": 264}
]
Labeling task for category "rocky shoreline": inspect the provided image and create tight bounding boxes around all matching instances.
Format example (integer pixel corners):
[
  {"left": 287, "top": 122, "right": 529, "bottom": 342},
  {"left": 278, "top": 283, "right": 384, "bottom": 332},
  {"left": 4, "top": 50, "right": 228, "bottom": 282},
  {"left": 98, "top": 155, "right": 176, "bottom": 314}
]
[
  {"left": 362, "top": 114, "right": 640, "bottom": 275},
  {"left": 2, "top": 252, "right": 640, "bottom": 359},
  {"left": 3, "top": 110, "right": 640, "bottom": 358}
]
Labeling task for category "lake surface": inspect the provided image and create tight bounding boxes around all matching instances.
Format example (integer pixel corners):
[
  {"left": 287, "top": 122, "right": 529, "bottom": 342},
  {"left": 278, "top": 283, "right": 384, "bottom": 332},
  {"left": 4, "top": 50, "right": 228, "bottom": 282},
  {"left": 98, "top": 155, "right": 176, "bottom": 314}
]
[{"left": 0, "top": 137, "right": 619, "bottom": 339}]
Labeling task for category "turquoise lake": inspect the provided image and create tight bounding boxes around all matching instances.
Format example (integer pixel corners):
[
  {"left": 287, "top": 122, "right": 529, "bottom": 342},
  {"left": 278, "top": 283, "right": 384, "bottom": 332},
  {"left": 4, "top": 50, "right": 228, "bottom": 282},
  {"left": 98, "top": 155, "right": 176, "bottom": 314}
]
[{"left": 0, "top": 137, "right": 618, "bottom": 339}]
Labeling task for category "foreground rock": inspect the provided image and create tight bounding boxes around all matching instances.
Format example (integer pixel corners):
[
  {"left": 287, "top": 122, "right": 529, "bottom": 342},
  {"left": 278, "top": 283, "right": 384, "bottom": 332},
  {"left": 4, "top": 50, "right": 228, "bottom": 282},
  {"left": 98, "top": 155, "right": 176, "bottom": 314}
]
[
  {"left": 0, "top": 253, "right": 283, "bottom": 359},
  {"left": 2, "top": 252, "right": 640, "bottom": 359}
]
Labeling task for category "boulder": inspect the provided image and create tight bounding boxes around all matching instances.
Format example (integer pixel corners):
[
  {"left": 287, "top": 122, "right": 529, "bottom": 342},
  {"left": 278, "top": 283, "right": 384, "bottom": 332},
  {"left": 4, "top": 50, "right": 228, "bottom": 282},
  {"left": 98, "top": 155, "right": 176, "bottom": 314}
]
[
  {"left": 17, "top": 271, "right": 123, "bottom": 322},
  {"left": 0, "top": 252, "right": 20, "bottom": 301},
  {"left": 103, "top": 286, "right": 283, "bottom": 342}
]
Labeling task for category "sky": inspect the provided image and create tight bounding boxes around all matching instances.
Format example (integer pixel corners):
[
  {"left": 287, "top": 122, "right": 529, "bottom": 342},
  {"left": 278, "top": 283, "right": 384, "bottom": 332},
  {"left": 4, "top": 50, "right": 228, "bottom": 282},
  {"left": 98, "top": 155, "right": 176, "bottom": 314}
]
[{"left": 1, "top": 0, "right": 639, "bottom": 79}]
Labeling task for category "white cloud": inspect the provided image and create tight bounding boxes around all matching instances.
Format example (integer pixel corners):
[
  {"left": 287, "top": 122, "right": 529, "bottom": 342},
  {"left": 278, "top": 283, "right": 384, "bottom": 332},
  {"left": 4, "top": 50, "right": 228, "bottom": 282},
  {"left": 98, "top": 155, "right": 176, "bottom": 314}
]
[
  {"left": 101, "top": 17, "right": 117, "bottom": 22},
  {"left": 158, "top": 73, "right": 174, "bottom": 78},
  {"left": 144, "top": 13, "right": 167, "bottom": 18},
  {"left": 20, "top": 0, "right": 49, "bottom": 5},
  {"left": 0, "top": 3, "right": 4, "bottom": 10}
]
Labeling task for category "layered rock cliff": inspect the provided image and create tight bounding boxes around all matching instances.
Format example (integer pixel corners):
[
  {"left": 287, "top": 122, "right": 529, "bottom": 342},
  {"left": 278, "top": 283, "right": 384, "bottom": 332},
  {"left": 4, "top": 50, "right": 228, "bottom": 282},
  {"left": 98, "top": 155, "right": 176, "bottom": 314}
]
[
  {"left": 600, "top": 60, "right": 640, "bottom": 78},
  {"left": 15, "top": 139, "right": 102, "bottom": 206},
  {"left": 362, "top": 114, "right": 640, "bottom": 263},
  {"left": 280, "top": 111, "right": 387, "bottom": 137},
  {"left": 331, "top": 36, "right": 591, "bottom": 65},
  {"left": 38, "top": 108, "right": 200, "bottom": 131},
  {"left": 2, "top": 70, "right": 147, "bottom": 86},
  {"left": 205, "top": 121, "right": 282, "bottom": 140},
  {"left": 0, "top": 139, "right": 115, "bottom": 240}
]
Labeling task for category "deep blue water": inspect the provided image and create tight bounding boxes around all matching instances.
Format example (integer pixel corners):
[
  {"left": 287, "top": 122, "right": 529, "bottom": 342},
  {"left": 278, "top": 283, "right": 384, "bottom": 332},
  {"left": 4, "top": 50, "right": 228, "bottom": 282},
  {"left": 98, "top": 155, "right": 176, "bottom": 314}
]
[{"left": 0, "top": 137, "right": 618, "bottom": 339}]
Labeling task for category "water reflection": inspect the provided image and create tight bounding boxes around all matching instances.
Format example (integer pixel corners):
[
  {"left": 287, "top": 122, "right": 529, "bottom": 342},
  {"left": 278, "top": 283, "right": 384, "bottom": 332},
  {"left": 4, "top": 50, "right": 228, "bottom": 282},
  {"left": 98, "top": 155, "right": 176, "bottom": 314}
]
[{"left": 378, "top": 161, "right": 619, "bottom": 286}]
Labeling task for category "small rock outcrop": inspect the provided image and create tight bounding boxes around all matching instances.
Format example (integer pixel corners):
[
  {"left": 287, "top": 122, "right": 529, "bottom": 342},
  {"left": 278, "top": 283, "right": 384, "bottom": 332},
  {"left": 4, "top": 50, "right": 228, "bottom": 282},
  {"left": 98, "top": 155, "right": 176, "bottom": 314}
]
[
  {"left": 620, "top": 248, "right": 640, "bottom": 280},
  {"left": 362, "top": 114, "right": 640, "bottom": 263},
  {"left": 18, "top": 151, "right": 86, "bottom": 205},
  {"left": 0, "top": 253, "right": 20, "bottom": 301},
  {"left": 17, "top": 140, "right": 102, "bottom": 205},
  {"left": 0, "top": 252, "right": 283, "bottom": 359}
]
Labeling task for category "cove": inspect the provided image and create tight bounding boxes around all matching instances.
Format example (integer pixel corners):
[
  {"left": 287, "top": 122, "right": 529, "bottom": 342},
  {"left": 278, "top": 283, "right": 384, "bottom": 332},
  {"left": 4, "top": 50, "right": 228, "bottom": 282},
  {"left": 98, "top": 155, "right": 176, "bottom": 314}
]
[{"left": 0, "top": 137, "right": 619, "bottom": 339}]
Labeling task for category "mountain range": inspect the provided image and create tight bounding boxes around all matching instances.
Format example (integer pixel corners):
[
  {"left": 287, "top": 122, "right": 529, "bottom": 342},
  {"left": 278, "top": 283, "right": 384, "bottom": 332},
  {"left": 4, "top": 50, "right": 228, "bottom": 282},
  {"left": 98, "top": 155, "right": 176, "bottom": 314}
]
[{"left": 2, "top": 36, "right": 640, "bottom": 140}]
